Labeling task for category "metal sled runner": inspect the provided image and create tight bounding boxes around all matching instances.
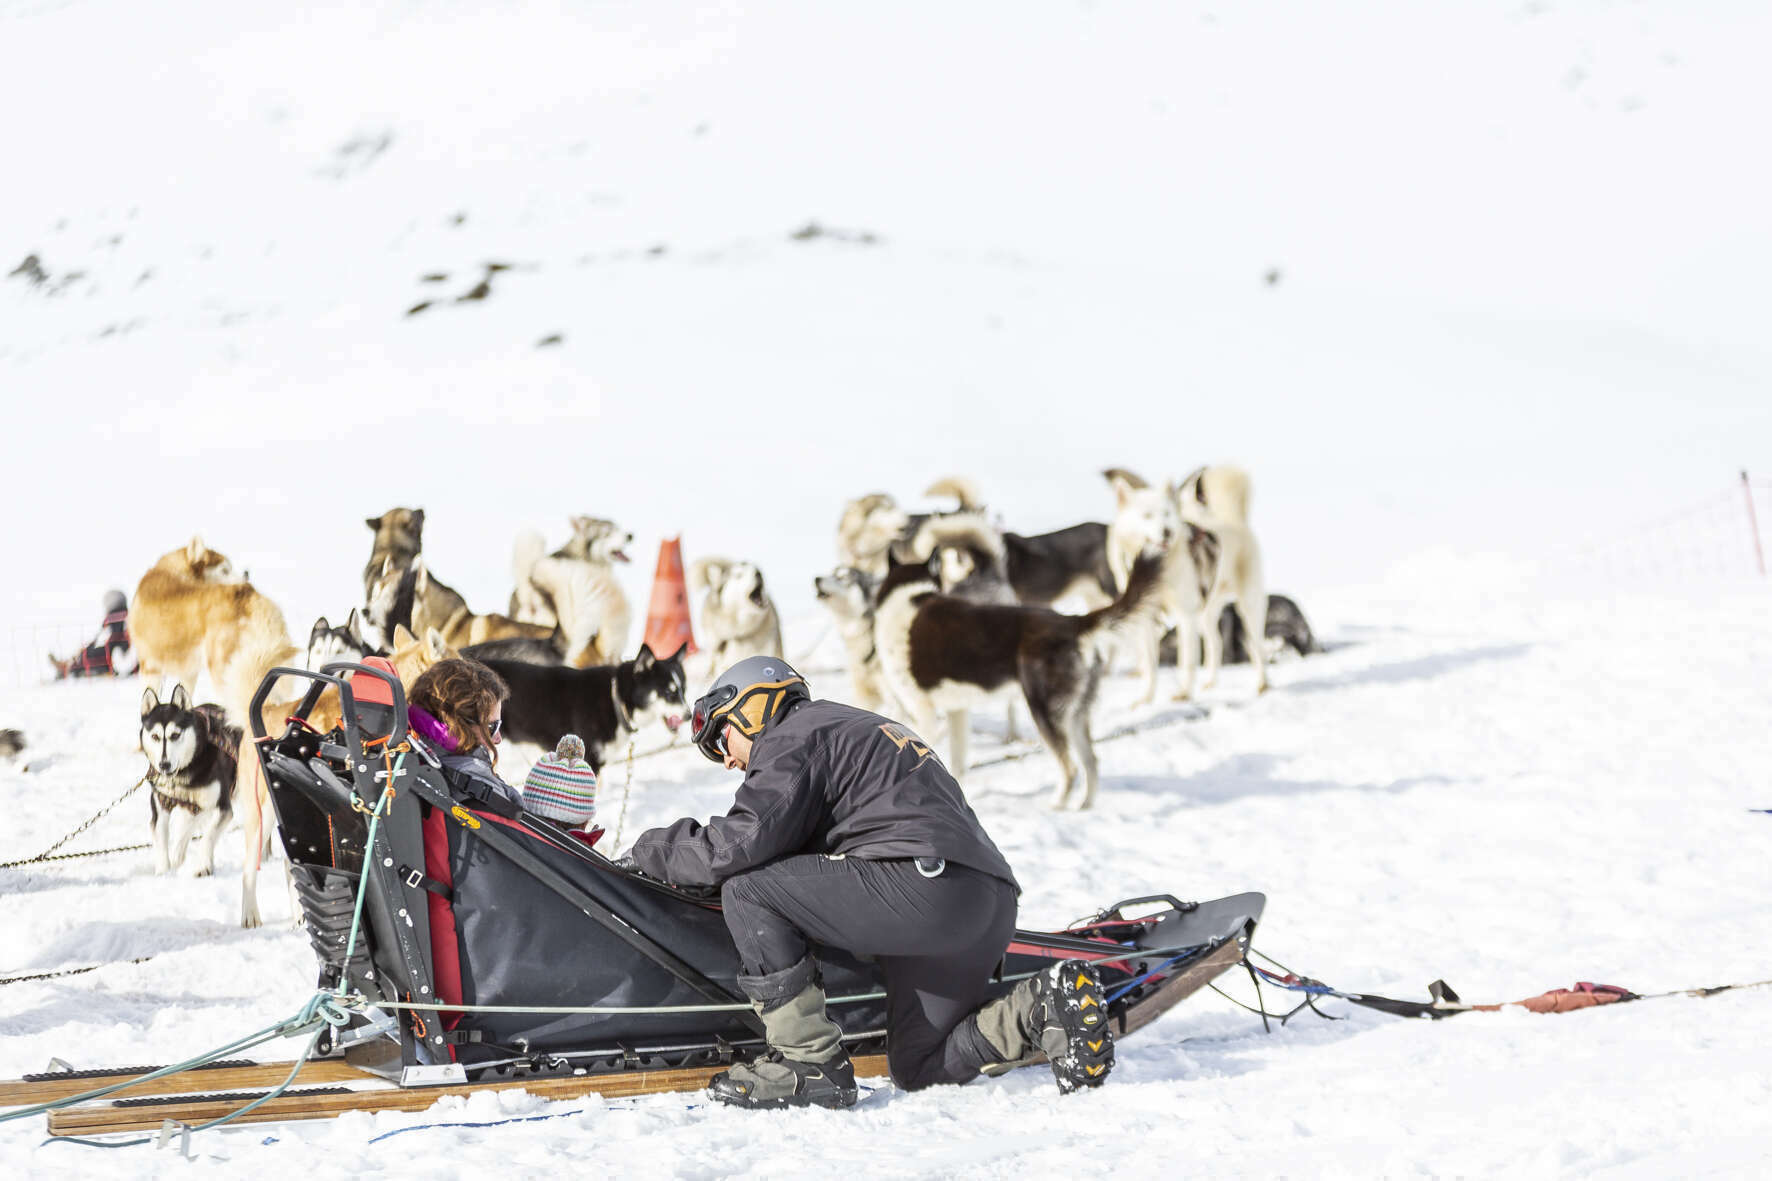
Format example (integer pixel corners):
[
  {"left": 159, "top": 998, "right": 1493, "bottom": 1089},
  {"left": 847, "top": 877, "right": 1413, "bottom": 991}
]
[{"left": 1, "top": 661, "right": 1265, "bottom": 1136}]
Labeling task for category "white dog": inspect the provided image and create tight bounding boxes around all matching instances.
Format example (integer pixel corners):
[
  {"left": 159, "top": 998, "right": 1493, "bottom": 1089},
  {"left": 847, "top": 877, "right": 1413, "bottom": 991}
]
[
  {"left": 1105, "top": 466, "right": 1268, "bottom": 704},
  {"left": 510, "top": 517, "right": 633, "bottom": 665},
  {"left": 691, "top": 556, "right": 784, "bottom": 675}
]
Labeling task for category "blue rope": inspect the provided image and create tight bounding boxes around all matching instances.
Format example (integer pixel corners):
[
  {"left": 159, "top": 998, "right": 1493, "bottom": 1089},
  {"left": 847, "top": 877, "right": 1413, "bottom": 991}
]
[
  {"left": 14, "top": 757, "right": 403, "bottom": 1153},
  {"left": 367, "top": 1107, "right": 593, "bottom": 1143},
  {"left": 1103, "top": 954, "right": 1187, "bottom": 1005}
]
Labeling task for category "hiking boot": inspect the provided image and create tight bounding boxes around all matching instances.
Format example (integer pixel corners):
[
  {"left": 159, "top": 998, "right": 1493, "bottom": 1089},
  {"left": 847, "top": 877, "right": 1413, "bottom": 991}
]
[
  {"left": 1033, "top": 959, "right": 1115, "bottom": 1093},
  {"left": 970, "top": 957, "right": 1115, "bottom": 1093},
  {"left": 708, "top": 1049, "right": 858, "bottom": 1110},
  {"left": 714, "top": 955, "right": 857, "bottom": 1110}
]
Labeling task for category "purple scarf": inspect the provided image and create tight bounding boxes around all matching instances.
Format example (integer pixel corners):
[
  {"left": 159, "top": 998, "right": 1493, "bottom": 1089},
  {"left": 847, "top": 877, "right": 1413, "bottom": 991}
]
[{"left": 407, "top": 705, "right": 459, "bottom": 753}]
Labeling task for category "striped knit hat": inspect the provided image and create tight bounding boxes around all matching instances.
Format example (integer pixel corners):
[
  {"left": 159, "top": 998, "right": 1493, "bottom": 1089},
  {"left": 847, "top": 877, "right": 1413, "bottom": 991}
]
[{"left": 522, "top": 734, "right": 599, "bottom": 826}]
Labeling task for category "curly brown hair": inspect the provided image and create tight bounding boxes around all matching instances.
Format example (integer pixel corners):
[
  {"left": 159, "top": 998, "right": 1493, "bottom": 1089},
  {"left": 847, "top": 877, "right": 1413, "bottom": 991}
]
[{"left": 408, "top": 658, "right": 509, "bottom": 764}]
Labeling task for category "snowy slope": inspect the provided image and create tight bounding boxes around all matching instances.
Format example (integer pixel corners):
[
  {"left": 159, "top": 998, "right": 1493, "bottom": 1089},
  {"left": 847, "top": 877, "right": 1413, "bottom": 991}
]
[{"left": 2, "top": 0, "right": 1770, "bottom": 1174}]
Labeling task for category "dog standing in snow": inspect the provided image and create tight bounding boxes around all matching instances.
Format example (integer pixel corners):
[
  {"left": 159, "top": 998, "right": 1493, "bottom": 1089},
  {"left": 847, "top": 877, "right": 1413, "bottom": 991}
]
[
  {"left": 140, "top": 685, "right": 242, "bottom": 877},
  {"left": 1105, "top": 466, "right": 1268, "bottom": 704},
  {"left": 691, "top": 556, "right": 784, "bottom": 675}
]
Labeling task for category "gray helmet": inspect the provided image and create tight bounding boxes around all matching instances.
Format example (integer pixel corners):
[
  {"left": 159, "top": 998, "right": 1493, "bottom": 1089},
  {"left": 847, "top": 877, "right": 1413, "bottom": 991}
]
[
  {"left": 102, "top": 589, "right": 127, "bottom": 615},
  {"left": 689, "top": 655, "right": 811, "bottom": 762}
]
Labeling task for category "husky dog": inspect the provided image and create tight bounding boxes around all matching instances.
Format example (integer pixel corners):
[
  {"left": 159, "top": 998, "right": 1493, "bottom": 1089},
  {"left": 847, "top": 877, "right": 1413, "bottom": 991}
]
[
  {"left": 813, "top": 566, "right": 893, "bottom": 713},
  {"left": 480, "top": 643, "right": 689, "bottom": 773},
  {"left": 140, "top": 685, "right": 242, "bottom": 877},
  {"left": 308, "top": 609, "right": 383, "bottom": 669},
  {"left": 131, "top": 538, "right": 304, "bottom": 722},
  {"left": 691, "top": 556, "right": 784, "bottom": 674},
  {"left": 836, "top": 476, "right": 983, "bottom": 577},
  {"left": 363, "top": 508, "right": 426, "bottom": 601},
  {"left": 510, "top": 517, "right": 633, "bottom": 665},
  {"left": 461, "top": 635, "right": 565, "bottom": 666},
  {"left": 910, "top": 512, "right": 1116, "bottom": 611},
  {"left": 873, "top": 550, "right": 1164, "bottom": 809},
  {"left": 403, "top": 559, "right": 560, "bottom": 653},
  {"left": 1105, "top": 467, "right": 1268, "bottom": 703},
  {"left": 361, "top": 551, "right": 470, "bottom": 654},
  {"left": 0, "top": 729, "right": 23, "bottom": 758},
  {"left": 238, "top": 625, "right": 459, "bottom": 927}
]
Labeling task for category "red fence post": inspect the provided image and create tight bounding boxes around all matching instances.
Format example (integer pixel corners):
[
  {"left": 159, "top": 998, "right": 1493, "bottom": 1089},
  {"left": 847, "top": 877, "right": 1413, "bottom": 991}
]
[{"left": 1744, "top": 470, "right": 1767, "bottom": 577}]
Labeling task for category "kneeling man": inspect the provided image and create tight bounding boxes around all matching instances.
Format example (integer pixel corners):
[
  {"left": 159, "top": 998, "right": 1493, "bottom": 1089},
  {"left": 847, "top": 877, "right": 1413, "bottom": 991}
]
[{"left": 621, "top": 656, "right": 1114, "bottom": 1109}]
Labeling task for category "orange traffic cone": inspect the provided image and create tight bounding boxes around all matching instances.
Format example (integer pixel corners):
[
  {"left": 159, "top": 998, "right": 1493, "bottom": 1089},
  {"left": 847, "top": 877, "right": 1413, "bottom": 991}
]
[{"left": 642, "top": 537, "right": 698, "bottom": 657}]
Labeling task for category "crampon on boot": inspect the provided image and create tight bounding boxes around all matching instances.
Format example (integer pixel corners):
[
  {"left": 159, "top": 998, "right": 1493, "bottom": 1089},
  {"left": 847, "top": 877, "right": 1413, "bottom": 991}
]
[
  {"left": 707, "top": 1049, "right": 859, "bottom": 1110},
  {"left": 1036, "top": 959, "right": 1115, "bottom": 1093}
]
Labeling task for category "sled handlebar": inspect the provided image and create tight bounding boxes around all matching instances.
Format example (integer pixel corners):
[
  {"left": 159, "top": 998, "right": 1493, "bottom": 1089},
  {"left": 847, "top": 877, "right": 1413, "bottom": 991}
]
[
  {"left": 1100, "top": 894, "right": 1194, "bottom": 922},
  {"left": 248, "top": 662, "right": 409, "bottom": 756}
]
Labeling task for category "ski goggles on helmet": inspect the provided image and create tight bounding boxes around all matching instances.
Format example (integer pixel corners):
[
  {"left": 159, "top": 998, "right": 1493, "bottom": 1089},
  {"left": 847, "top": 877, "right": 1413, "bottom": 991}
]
[
  {"left": 690, "top": 684, "right": 739, "bottom": 762},
  {"left": 689, "top": 675, "right": 809, "bottom": 763}
]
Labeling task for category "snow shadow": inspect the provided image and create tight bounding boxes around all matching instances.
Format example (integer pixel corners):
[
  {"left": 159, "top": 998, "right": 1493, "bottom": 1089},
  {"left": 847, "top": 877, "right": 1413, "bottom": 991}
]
[
  {"left": 1108, "top": 753, "right": 1455, "bottom": 808},
  {"left": 1280, "top": 642, "right": 1532, "bottom": 695},
  {"left": 19, "top": 916, "right": 242, "bottom": 972},
  {"left": 0, "top": 866, "right": 142, "bottom": 896}
]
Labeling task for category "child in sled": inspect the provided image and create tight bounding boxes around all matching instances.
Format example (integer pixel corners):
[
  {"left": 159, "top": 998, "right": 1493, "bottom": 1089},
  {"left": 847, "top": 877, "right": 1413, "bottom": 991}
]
[
  {"left": 520, "top": 733, "right": 601, "bottom": 843},
  {"left": 50, "top": 589, "right": 136, "bottom": 680}
]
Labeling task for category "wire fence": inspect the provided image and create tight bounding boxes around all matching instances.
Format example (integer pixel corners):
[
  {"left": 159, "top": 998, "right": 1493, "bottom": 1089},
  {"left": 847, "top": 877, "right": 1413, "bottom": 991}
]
[
  {"left": 4, "top": 622, "right": 95, "bottom": 691},
  {"left": 1555, "top": 471, "right": 1769, "bottom": 583}
]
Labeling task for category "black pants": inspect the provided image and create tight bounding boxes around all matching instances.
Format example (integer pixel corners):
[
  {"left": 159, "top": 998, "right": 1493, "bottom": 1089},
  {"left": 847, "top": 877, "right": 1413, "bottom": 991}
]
[{"left": 720, "top": 855, "right": 1017, "bottom": 1090}]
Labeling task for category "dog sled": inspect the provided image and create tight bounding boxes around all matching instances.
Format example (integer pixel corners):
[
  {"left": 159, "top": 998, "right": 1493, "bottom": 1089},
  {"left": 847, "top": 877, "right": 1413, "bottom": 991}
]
[{"left": 2, "top": 661, "right": 1264, "bottom": 1137}]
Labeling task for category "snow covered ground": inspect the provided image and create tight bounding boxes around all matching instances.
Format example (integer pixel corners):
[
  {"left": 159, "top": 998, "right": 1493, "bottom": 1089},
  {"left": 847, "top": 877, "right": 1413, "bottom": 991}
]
[
  {"left": 3, "top": 0, "right": 1770, "bottom": 1174},
  {"left": 3, "top": 570, "right": 1769, "bottom": 1176}
]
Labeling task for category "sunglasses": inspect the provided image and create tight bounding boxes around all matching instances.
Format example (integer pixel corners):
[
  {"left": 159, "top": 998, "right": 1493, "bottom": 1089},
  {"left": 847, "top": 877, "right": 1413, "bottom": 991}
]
[
  {"left": 690, "top": 684, "right": 738, "bottom": 762},
  {"left": 485, "top": 717, "right": 503, "bottom": 740}
]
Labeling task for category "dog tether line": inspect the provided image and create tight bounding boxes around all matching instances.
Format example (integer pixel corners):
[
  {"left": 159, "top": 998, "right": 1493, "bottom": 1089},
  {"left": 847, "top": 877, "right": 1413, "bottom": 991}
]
[{"left": 0, "top": 775, "right": 151, "bottom": 869}]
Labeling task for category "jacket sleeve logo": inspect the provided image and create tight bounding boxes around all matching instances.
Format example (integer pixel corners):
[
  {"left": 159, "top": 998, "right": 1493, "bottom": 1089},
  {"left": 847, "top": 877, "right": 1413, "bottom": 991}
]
[{"left": 878, "top": 722, "right": 932, "bottom": 761}]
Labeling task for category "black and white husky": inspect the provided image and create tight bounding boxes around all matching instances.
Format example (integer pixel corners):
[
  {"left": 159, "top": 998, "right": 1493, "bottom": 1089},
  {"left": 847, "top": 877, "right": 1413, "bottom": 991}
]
[
  {"left": 480, "top": 643, "right": 689, "bottom": 772},
  {"left": 307, "top": 609, "right": 383, "bottom": 668},
  {"left": 139, "top": 685, "right": 242, "bottom": 876},
  {"left": 873, "top": 551, "right": 1164, "bottom": 810}
]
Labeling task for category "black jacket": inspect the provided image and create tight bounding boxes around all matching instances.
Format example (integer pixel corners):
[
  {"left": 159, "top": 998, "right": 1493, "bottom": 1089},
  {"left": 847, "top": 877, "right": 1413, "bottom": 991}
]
[
  {"left": 437, "top": 747, "right": 525, "bottom": 817},
  {"left": 631, "top": 700, "right": 1018, "bottom": 891}
]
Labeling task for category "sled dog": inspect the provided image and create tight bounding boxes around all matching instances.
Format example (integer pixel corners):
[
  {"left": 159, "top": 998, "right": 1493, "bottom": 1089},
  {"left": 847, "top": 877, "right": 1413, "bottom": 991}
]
[
  {"left": 238, "top": 625, "right": 459, "bottom": 927},
  {"left": 362, "top": 507, "right": 426, "bottom": 601},
  {"left": 481, "top": 643, "right": 689, "bottom": 773},
  {"left": 873, "top": 550, "right": 1164, "bottom": 809},
  {"left": 510, "top": 517, "right": 633, "bottom": 665},
  {"left": 691, "top": 556, "right": 784, "bottom": 674},
  {"left": 910, "top": 513, "right": 1116, "bottom": 611},
  {"left": 836, "top": 476, "right": 983, "bottom": 576},
  {"left": 402, "top": 558, "right": 560, "bottom": 652},
  {"left": 307, "top": 609, "right": 382, "bottom": 669},
  {"left": 361, "top": 551, "right": 469, "bottom": 655},
  {"left": 131, "top": 538, "right": 305, "bottom": 721},
  {"left": 140, "top": 685, "right": 243, "bottom": 878},
  {"left": 813, "top": 566, "right": 894, "bottom": 714},
  {"left": 1105, "top": 467, "right": 1268, "bottom": 703}
]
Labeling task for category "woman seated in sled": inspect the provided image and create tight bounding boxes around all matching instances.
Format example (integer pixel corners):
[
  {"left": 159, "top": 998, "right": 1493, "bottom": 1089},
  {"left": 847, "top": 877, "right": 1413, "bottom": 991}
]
[{"left": 406, "top": 658, "right": 524, "bottom": 813}]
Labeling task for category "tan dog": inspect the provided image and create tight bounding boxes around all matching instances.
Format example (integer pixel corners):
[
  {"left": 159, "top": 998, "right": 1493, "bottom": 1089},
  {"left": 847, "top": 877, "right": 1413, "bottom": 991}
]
[
  {"left": 238, "top": 624, "right": 458, "bottom": 928},
  {"left": 404, "top": 557, "right": 558, "bottom": 651},
  {"left": 132, "top": 537, "right": 304, "bottom": 721},
  {"left": 690, "top": 556, "right": 784, "bottom": 676},
  {"left": 836, "top": 476, "right": 985, "bottom": 578}
]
